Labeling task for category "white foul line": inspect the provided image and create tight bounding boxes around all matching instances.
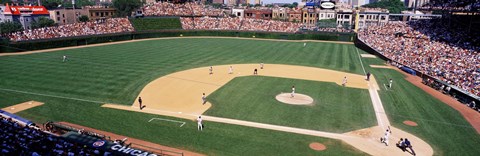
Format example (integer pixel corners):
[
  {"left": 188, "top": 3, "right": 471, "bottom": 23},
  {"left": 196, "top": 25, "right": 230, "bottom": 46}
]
[
  {"left": 0, "top": 88, "right": 108, "bottom": 104},
  {"left": 148, "top": 118, "right": 186, "bottom": 127},
  {"left": 355, "top": 47, "right": 367, "bottom": 75},
  {"left": 383, "top": 84, "right": 388, "bottom": 90}
]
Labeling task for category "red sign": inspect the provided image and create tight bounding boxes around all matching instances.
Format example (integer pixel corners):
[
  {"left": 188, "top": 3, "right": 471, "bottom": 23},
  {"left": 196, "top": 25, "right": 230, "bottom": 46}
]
[{"left": 3, "top": 4, "right": 49, "bottom": 15}]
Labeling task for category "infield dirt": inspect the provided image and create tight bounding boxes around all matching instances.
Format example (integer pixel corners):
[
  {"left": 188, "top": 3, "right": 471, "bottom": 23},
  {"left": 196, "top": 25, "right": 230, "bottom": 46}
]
[{"left": 103, "top": 64, "right": 433, "bottom": 156}]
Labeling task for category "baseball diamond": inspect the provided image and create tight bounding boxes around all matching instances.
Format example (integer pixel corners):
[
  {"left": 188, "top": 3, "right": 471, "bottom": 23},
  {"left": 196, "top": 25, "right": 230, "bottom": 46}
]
[{"left": 1, "top": 3, "right": 480, "bottom": 154}]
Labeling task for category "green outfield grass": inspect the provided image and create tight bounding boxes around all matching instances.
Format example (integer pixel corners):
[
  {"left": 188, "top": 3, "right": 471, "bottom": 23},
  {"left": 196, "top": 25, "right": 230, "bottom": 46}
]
[
  {"left": 359, "top": 53, "right": 480, "bottom": 156},
  {"left": 0, "top": 38, "right": 479, "bottom": 155},
  {"left": 0, "top": 38, "right": 366, "bottom": 155},
  {"left": 0, "top": 38, "right": 363, "bottom": 105},
  {"left": 206, "top": 76, "right": 376, "bottom": 133}
]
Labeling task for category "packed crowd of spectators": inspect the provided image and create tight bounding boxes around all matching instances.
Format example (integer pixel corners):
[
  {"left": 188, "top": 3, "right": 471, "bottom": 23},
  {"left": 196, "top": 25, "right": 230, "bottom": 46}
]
[
  {"left": 418, "top": 0, "right": 480, "bottom": 11},
  {"left": 1, "top": 116, "right": 110, "bottom": 155},
  {"left": 359, "top": 19, "right": 480, "bottom": 96},
  {"left": 302, "top": 26, "right": 353, "bottom": 33},
  {"left": 143, "top": 2, "right": 224, "bottom": 17},
  {"left": 181, "top": 17, "right": 302, "bottom": 33},
  {"left": 8, "top": 18, "right": 134, "bottom": 42}
]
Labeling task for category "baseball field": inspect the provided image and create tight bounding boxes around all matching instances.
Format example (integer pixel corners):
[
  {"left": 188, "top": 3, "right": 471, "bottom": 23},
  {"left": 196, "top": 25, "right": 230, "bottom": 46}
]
[{"left": 1, "top": 37, "right": 479, "bottom": 155}]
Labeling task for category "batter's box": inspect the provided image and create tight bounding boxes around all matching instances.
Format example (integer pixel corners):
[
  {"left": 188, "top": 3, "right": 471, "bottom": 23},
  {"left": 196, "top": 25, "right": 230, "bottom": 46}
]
[{"left": 148, "top": 118, "right": 186, "bottom": 127}]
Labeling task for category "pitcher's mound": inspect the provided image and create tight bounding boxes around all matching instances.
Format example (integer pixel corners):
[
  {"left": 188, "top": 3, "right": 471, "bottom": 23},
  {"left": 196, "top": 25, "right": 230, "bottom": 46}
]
[
  {"left": 309, "top": 142, "right": 326, "bottom": 151},
  {"left": 403, "top": 120, "right": 418, "bottom": 126},
  {"left": 275, "top": 93, "right": 314, "bottom": 105}
]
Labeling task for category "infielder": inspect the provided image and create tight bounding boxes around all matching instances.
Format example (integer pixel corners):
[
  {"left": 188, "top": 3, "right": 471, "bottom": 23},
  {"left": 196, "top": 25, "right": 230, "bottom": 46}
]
[
  {"left": 389, "top": 79, "right": 393, "bottom": 88},
  {"left": 197, "top": 116, "right": 203, "bottom": 131},
  {"left": 291, "top": 86, "right": 295, "bottom": 98},
  {"left": 380, "top": 128, "right": 391, "bottom": 146},
  {"left": 254, "top": 68, "right": 258, "bottom": 75},
  {"left": 138, "top": 97, "right": 143, "bottom": 110},
  {"left": 202, "top": 93, "right": 206, "bottom": 105},
  {"left": 342, "top": 76, "right": 348, "bottom": 86},
  {"left": 260, "top": 63, "right": 264, "bottom": 69},
  {"left": 209, "top": 66, "right": 213, "bottom": 75},
  {"left": 229, "top": 66, "right": 233, "bottom": 74}
]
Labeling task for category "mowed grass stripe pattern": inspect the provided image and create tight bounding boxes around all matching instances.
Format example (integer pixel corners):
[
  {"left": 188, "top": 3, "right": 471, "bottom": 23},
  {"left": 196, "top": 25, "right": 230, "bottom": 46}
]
[
  {"left": 206, "top": 76, "right": 376, "bottom": 133},
  {"left": 0, "top": 38, "right": 363, "bottom": 105}
]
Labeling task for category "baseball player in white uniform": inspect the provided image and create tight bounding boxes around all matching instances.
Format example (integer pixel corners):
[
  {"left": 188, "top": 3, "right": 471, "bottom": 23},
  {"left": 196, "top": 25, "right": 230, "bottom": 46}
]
[
  {"left": 342, "top": 76, "right": 347, "bottom": 86},
  {"left": 381, "top": 128, "right": 391, "bottom": 146},
  {"left": 197, "top": 116, "right": 203, "bottom": 131},
  {"left": 304, "top": 42, "right": 307, "bottom": 47},
  {"left": 291, "top": 86, "right": 295, "bottom": 98},
  {"left": 229, "top": 66, "right": 233, "bottom": 74},
  {"left": 389, "top": 79, "right": 393, "bottom": 88},
  {"left": 260, "top": 63, "right": 264, "bottom": 69},
  {"left": 202, "top": 93, "right": 206, "bottom": 105},
  {"left": 62, "top": 55, "right": 67, "bottom": 62}
]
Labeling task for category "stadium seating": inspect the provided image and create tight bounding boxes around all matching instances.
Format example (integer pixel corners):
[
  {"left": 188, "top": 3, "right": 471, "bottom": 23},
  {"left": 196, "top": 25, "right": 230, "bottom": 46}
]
[
  {"left": 0, "top": 116, "right": 110, "bottom": 155},
  {"left": 359, "top": 19, "right": 480, "bottom": 97},
  {"left": 8, "top": 18, "right": 134, "bottom": 42}
]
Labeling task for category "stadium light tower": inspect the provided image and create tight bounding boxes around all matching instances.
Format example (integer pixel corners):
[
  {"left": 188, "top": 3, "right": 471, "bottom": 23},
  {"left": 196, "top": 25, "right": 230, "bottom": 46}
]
[{"left": 72, "top": 0, "right": 77, "bottom": 23}]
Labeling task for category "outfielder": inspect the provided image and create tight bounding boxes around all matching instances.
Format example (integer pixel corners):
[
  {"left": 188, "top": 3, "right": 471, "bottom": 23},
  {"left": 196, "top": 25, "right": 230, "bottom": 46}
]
[
  {"left": 62, "top": 55, "right": 68, "bottom": 62},
  {"left": 389, "top": 79, "right": 393, "bottom": 88}
]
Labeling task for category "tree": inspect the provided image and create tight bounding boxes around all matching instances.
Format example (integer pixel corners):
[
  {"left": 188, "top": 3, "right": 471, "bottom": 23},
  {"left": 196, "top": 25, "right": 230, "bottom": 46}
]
[
  {"left": 40, "top": 0, "right": 62, "bottom": 10},
  {"left": 292, "top": 2, "right": 298, "bottom": 7},
  {"left": 78, "top": 15, "right": 89, "bottom": 22},
  {"left": 282, "top": 2, "right": 299, "bottom": 9},
  {"left": 0, "top": 0, "right": 13, "bottom": 5},
  {"left": 112, "top": 0, "right": 142, "bottom": 17},
  {"left": 362, "top": 0, "right": 405, "bottom": 14},
  {"left": 31, "top": 17, "right": 56, "bottom": 29},
  {"left": 0, "top": 21, "right": 24, "bottom": 34}
]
